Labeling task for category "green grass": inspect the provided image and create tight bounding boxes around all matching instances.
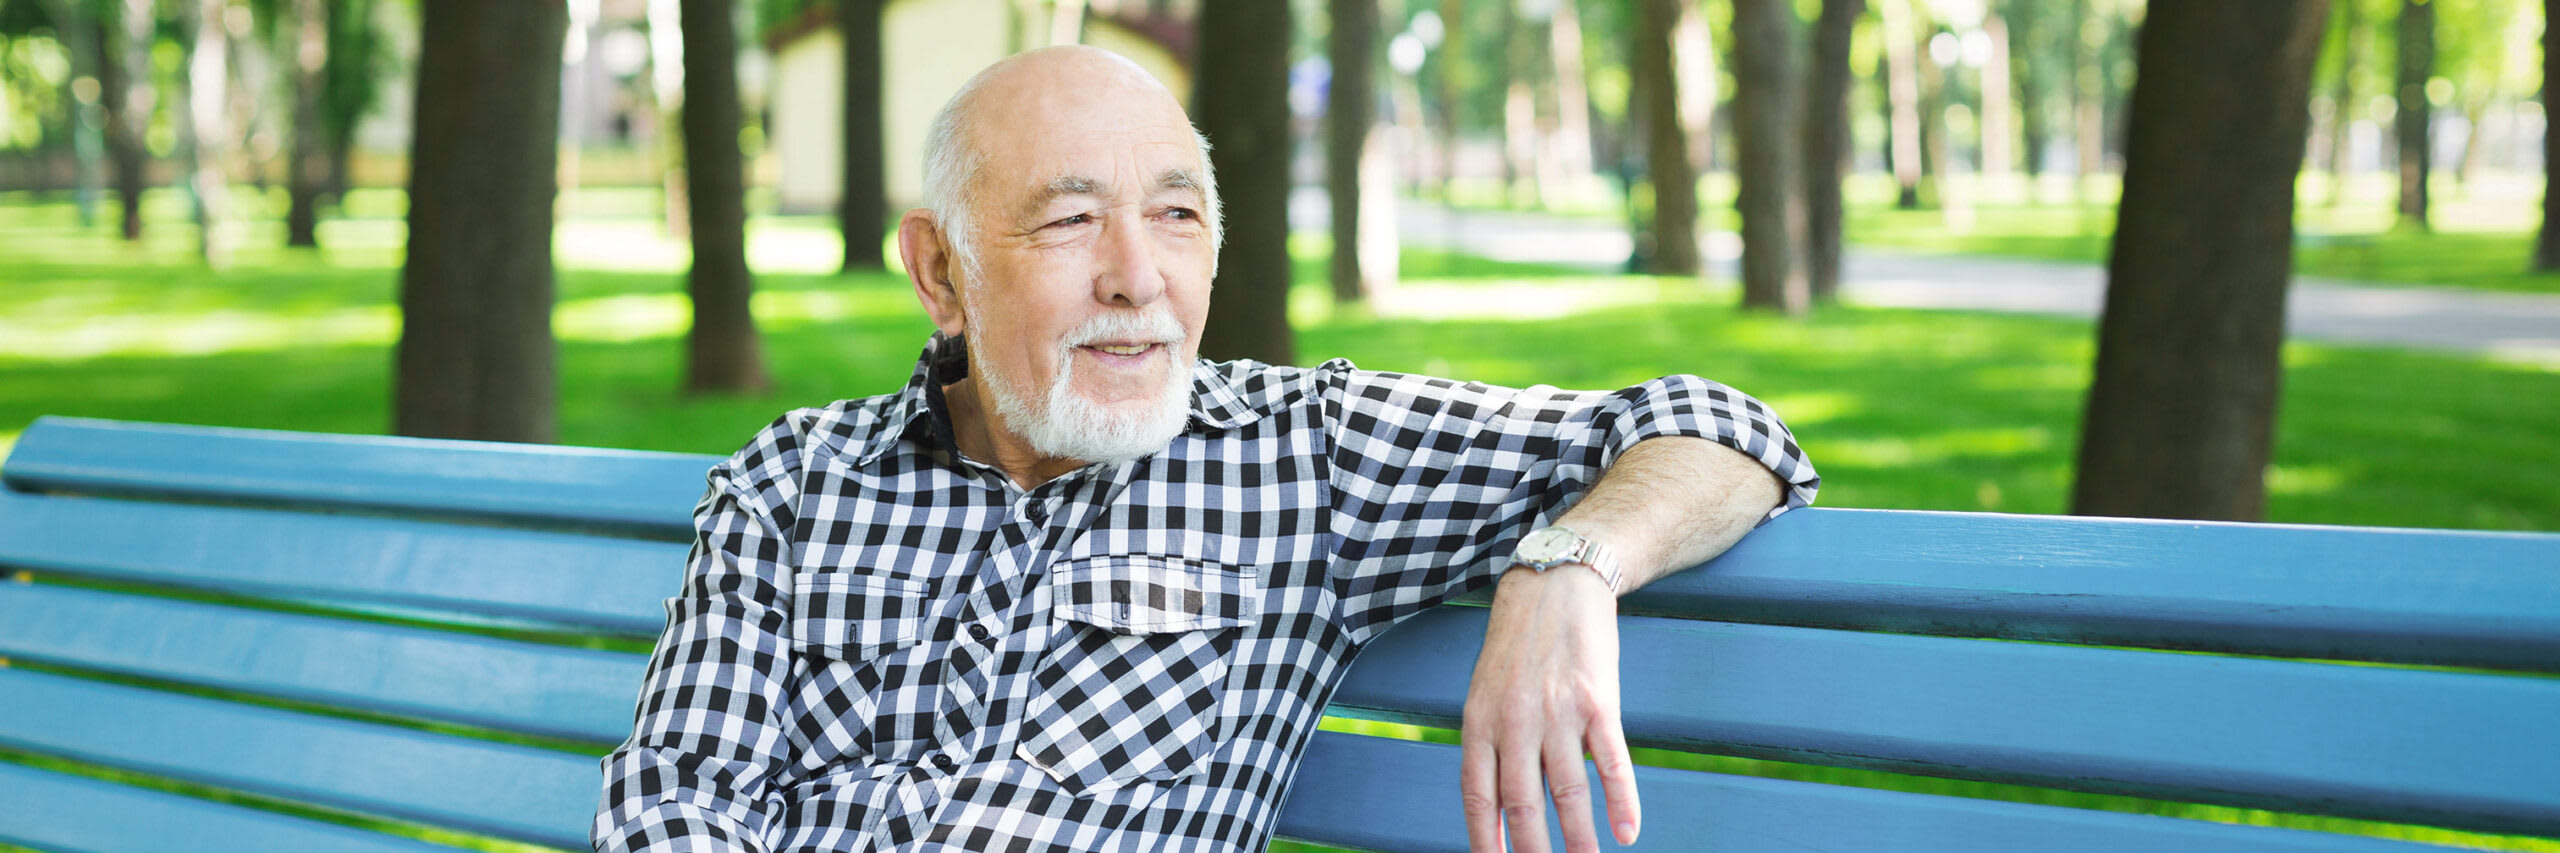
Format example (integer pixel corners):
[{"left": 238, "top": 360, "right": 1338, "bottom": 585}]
[{"left": 3, "top": 187, "right": 2558, "bottom": 850}]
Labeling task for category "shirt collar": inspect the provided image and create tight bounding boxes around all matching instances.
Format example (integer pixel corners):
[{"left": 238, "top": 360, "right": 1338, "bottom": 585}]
[{"left": 852, "top": 333, "right": 1266, "bottom": 466}]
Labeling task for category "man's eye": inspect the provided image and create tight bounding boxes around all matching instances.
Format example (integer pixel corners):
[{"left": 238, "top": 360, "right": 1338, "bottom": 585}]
[
  {"left": 1049, "top": 213, "right": 1093, "bottom": 228},
  {"left": 1163, "top": 208, "right": 1198, "bottom": 221}
]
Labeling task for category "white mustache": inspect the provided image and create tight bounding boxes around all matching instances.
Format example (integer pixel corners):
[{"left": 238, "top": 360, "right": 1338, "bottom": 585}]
[{"left": 1063, "top": 310, "right": 1184, "bottom": 349}]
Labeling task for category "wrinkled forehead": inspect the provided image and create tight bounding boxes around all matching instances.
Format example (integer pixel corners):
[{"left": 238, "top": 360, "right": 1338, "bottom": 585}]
[{"left": 968, "top": 78, "right": 1204, "bottom": 202}]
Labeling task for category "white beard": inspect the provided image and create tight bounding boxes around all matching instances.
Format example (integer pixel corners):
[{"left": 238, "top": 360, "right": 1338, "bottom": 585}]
[{"left": 968, "top": 308, "right": 1194, "bottom": 465}]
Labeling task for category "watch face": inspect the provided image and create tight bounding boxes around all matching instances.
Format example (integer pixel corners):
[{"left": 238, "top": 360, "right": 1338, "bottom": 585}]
[{"left": 1518, "top": 527, "right": 1578, "bottom": 563}]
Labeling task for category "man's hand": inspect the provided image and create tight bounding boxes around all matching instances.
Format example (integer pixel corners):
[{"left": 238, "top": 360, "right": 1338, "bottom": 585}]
[{"left": 1460, "top": 565, "right": 1639, "bottom": 853}]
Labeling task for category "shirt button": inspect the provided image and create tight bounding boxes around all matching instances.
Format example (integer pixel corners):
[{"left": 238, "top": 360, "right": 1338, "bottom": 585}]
[
  {"left": 931, "top": 753, "right": 958, "bottom": 772},
  {"left": 968, "top": 623, "right": 993, "bottom": 641},
  {"left": 1024, "top": 502, "right": 1048, "bottom": 525}
]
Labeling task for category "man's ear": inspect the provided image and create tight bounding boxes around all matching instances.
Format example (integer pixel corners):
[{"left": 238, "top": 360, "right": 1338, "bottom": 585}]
[{"left": 898, "top": 209, "right": 967, "bottom": 337}]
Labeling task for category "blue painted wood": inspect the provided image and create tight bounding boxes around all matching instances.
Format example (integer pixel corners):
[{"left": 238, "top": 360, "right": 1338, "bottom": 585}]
[
  {"left": 0, "top": 669, "right": 597, "bottom": 850},
  {"left": 0, "top": 761, "right": 466, "bottom": 853},
  {"left": 0, "top": 582, "right": 646, "bottom": 744},
  {"left": 1335, "top": 607, "right": 2560, "bottom": 838},
  {"left": 1275, "top": 731, "right": 2434, "bottom": 852},
  {"left": 0, "top": 491, "right": 676, "bottom": 635},
  {"left": 1638, "top": 507, "right": 2560, "bottom": 672},
  {"left": 1, "top": 416, "right": 715, "bottom": 538}
]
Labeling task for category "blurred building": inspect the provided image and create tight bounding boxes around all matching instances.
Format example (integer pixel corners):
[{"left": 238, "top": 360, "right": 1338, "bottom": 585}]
[{"left": 760, "top": 0, "right": 1194, "bottom": 214}]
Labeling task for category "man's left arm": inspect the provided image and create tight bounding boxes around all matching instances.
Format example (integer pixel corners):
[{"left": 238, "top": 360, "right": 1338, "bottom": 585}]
[{"left": 1459, "top": 436, "right": 1785, "bottom": 853}]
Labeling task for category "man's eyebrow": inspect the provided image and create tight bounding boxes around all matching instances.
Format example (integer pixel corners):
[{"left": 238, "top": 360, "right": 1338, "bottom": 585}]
[
  {"left": 1155, "top": 169, "right": 1205, "bottom": 195},
  {"left": 1022, "top": 175, "right": 1107, "bottom": 218}
]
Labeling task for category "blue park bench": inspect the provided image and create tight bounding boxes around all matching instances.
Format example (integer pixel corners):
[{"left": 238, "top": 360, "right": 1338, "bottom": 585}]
[{"left": 1, "top": 415, "right": 2556, "bottom": 852}]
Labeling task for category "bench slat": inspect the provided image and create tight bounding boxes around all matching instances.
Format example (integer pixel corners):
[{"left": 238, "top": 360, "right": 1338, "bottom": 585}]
[
  {"left": 0, "top": 761, "right": 466, "bottom": 853},
  {"left": 1337, "top": 607, "right": 2560, "bottom": 838},
  {"left": 0, "top": 582, "right": 643, "bottom": 745},
  {"left": 0, "top": 668, "right": 597, "bottom": 850},
  {"left": 2, "top": 416, "right": 713, "bottom": 537},
  {"left": 1276, "top": 731, "right": 2432, "bottom": 852},
  {"left": 0, "top": 490, "right": 676, "bottom": 635},
  {"left": 1647, "top": 507, "right": 2560, "bottom": 673}
]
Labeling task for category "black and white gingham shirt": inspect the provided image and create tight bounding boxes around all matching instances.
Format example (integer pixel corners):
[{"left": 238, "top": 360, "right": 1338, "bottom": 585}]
[{"left": 595, "top": 335, "right": 1818, "bottom": 853}]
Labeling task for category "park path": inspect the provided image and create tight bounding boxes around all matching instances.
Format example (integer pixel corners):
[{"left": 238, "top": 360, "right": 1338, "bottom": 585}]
[{"left": 1291, "top": 190, "right": 2560, "bottom": 363}]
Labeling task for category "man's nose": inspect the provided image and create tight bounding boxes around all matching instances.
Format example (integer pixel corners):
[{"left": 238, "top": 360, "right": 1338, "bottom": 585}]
[{"left": 1095, "top": 211, "right": 1168, "bottom": 307}]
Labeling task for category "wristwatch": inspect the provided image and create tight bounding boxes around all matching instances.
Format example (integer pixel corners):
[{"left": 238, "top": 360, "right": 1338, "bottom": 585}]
[{"left": 1510, "top": 525, "right": 1623, "bottom": 593}]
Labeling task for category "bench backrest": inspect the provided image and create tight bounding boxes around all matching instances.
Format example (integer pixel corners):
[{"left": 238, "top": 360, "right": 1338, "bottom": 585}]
[{"left": 2, "top": 416, "right": 2555, "bottom": 853}]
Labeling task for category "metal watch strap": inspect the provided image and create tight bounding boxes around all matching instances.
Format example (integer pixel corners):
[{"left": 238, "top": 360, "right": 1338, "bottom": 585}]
[{"left": 1566, "top": 536, "right": 1623, "bottom": 593}]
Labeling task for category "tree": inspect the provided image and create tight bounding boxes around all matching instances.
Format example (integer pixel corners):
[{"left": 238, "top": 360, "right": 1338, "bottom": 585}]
[
  {"left": 174, "top": 0, "right": 233, "bottom": 268},
  {"left": 1731, "top": 0, "right": 1809, "bottom": 314},
  {"left": 2323, "top": 0, "right": 2368, "bottom": 204},
  {"left": 681, "top": 0, "right": 770, "bottom": 394},
  {"left": 838, "top": 0, "right": 886, "bottom": 272},
  {"left": 2395, "top": 0, "right": 2433, "bottom": 230},
  {"left": 1195, "top": 0, "right": 1296, "bottom": 364},
  {"left": 1327, "top": 0, "right": 1378, "bottom": 305},
  {"left": 286, "top": 0, "right": 325, "bottom": 248},
  {"left": 1802, "top": 0, "right": 1863, "bottom": 303},
  {"left": 321, "top": 0, "right": 388, "bottom": 203},
  {"left": 102, "top": 0, "right": 154, "bottom": 240},
  {"left": 1880, "top": 0, "right": 1924, "bottom": 208},
  {"left": 2072, "top": 0, "right": 2329, "bottom": 522},
  {"left": 395, "top": 0, "right": 566, "bottom": 443},
  {"left": 2541, "top": 0, "right": 2560, "bottom": 270},
  {"left": 1632, "top": 0, "right": 1699, "bottom": 275}
]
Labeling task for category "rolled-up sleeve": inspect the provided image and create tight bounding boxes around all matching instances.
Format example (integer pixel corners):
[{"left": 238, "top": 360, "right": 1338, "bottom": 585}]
[
  {"left": 595, "top": 463, "right": 802, "bottom": 852},
  {"left": 1319, "top": 362, "right": 1818, "bottom": 644}
]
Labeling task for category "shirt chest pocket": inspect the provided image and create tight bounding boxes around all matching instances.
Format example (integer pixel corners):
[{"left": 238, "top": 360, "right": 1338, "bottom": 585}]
[
  {"left": 790, "top": 572, "right": 928, "bottom": 761},
  {"left": 1017, "top": 555, "right": 1259, "bottom": 795}
]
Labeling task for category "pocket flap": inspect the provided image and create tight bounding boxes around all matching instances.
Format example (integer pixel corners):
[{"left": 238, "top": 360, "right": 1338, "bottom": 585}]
[
  {"left": 1054, "top": 555, "right": 1259, "bottom": 635},
  {"left": 793, "top": 572, "right": 928, "bottom": 661}
]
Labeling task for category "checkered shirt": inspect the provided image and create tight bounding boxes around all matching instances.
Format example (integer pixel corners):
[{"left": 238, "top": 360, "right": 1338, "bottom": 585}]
[{"left": 594, "top": 335, "right": 1819, "bottom": 853}]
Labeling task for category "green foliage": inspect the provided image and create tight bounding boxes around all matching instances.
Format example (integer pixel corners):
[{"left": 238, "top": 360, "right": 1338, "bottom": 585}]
[{"left": 4, "top": 187, "right": 2556, "bottom": 533}]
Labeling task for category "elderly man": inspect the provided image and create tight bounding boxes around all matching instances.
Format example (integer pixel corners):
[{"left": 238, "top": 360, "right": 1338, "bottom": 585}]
[{"left": 595, "top": 46, "right": 1816, "bottom": 853}]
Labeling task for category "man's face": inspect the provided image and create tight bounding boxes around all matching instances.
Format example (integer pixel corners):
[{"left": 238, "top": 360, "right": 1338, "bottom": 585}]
[{"left": 944, "top": 71, "right": 1216, "bottom": 462}]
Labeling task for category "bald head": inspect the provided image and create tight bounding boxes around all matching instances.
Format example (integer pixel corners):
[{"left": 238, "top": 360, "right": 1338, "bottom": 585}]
[{"left": 921, "top": 46, "right": 1222, "bottom": 277}]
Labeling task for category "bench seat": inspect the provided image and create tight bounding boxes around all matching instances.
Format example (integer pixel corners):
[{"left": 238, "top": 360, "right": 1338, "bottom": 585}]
[{"left": 3, "top": 416, "right": 2555, "bottom": 852}]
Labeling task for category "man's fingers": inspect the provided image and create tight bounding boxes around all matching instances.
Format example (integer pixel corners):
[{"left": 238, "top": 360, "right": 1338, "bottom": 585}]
[
  {"left": 1544, "top": 733, "right": 1602, "bottom": 853},
  {"left": 1500, "top": 736, "right": 1552, "bottom": 853},
  {"left": 1589, "top": 717, "right": 1642, "bottom": 846},
  {"left": 1462, "top": 729, "right": 1504, "bottom": 853}
]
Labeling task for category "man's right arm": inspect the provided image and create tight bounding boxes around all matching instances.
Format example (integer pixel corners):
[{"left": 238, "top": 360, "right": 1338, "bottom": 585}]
[{"left": 593, "top": 471, "right": 801, "bottom": 853}]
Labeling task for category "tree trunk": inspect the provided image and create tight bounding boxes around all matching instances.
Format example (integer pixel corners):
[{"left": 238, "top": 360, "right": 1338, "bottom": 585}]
[
  {"left": 322, "top": 0, "right": 381, "bottom": 205},
  {"left": 1195, "top": 0, "right": 1296, "bottom": 365},
  {"left": 681, "top": 0, "right": 771, "bottom": 395},
  {"left": 2324, "top": 0, "right": 2364, "bottom": 205},
  {"left": 839, "top": 0, "right": 887, "bottom": 272},
  {"left": 1501, "top": 1, "right": 1539, "bottom": 207},
  {"left": 2012, "top": 0, "right": 2049, "bottom": 181},
  {"left": 1731, "top": 0, "right": 1809, "bottom": 314},
  {"left": 1327, "top": 0, "right": 1377, "bottom": 304},
  {"left": 102, "top": 0, "right": 153, "bottom": 241},
  {"left": 1881, "top": 0, "right": 1924, "bottom": 208},
  {"left": 287, "top": 0, "right": 328, "bottom": 248},
  {"left": 2072, "top": 0, "right": 2328, "bottom": 522},
  {"left": 649, "top": 0, "right": 690, "bottom": 237},
  {"left": 1980, "top": 12, "right": 2015, "bottom": 179},
  {"left": 39, "top": 0, "right": 107, "bottom": 226},
  {"left": 2538, "top": 0, "right": 2560, "bottom": 270},
  {"left": 1547, "top": 0, "right": 1594, "bottom": 181},
  {"left": 2073, "top": 0, "right": 2105, "bottom": 197},
  {"left": 1803, "top": 0, "right": 1862, "bottom": 303},
  {"left": 1434, "top": 0, "right": 1463, "bottom": 194},
  {"left": 396, "top": 0, "right": 565, "bottom": 443},
  {"left": 2394, "top": 0, "right": 2431, "bottom": 230},
  {"left": 1635, "top": 0, "right": 1700, "bottom": 275},
  {"left": 177, "top": 0, "right": 233, "bottom": 269}
]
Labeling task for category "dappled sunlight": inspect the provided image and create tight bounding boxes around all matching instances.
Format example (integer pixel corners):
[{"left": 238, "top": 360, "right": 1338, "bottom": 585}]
[
  {"left": 2265, "top": 464, "right": 2349, "bottom": 499},
  {"left": 0, "top": 305, "right": 397, "bottom": 360},
  {"left": 1816, "top": 426, "right": 2056, "bottom": 469},
  {"left": 1361, "top": 274, "right": 1716, "bottom": 321},
  {"left": 1757, "top": 391, "right": 1859, "bottom": 427},
  {"left": 554, "top": 293, "right": 690, "bottom": 343}
]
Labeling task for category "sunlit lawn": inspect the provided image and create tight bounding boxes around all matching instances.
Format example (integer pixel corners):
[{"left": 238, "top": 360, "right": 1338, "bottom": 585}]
[{"left": 3, "top": 187, "right": 2558, "bottom": 851}]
